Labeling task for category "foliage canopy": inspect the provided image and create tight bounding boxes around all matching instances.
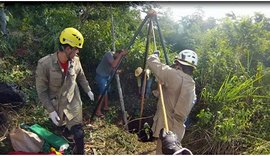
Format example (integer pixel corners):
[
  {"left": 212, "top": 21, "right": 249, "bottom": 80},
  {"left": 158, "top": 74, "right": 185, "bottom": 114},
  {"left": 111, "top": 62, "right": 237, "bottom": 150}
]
[{"left": 0, "top": 2, "right": 270, "bottom": 154}]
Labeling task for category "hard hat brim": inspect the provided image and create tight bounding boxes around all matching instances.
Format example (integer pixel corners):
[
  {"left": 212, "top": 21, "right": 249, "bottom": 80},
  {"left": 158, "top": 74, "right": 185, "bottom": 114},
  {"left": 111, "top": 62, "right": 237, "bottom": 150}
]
[{"left": 175, "top": 59, "right": 196, "bottom": 68}]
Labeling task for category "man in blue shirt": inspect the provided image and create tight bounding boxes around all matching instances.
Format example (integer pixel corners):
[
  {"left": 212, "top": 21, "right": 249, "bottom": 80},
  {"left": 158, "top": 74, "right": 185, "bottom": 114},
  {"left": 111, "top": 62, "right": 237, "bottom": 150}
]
[{"left": 95, "top": 49, "right": 127, "bottom": 118}]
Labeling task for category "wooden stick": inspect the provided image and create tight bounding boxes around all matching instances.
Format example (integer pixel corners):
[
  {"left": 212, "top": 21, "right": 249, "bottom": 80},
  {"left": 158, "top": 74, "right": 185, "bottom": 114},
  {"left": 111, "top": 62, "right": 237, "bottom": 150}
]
[
  {"left": 158, "top": 82, "right": 169, "bottom": 132},
  {"left": 139, "top": 71, "right": 147, "bottom": 131}
]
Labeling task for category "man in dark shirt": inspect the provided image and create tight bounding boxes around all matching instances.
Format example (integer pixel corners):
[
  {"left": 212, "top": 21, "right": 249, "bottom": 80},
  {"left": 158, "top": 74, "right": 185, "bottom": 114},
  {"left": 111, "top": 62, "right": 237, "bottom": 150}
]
[{"left": 95, "top": 49, "right": 127, "bottom": 118}]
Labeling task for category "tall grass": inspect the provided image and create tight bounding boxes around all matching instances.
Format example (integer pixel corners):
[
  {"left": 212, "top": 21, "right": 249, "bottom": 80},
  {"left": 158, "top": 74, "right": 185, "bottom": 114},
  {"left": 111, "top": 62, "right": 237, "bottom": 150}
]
[{"left": 195, "top": 67, "right": 269, "bottom": 154}]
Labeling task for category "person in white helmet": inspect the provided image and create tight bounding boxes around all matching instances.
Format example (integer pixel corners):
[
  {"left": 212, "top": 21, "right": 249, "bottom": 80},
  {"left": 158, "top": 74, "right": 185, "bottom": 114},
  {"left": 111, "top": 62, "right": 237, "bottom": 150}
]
[{"left": 146, "top": 49, "right": 198, "bottom": 154}]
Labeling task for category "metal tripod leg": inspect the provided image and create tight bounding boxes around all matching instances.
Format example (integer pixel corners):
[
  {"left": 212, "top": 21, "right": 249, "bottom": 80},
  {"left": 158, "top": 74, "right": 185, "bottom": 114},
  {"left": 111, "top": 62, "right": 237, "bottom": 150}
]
[
  {"left": 139, "top": 17, "right": 153, "bottom": 131},
  {"left": 154, "top": 15, "right": 170, "bottom": 65}
]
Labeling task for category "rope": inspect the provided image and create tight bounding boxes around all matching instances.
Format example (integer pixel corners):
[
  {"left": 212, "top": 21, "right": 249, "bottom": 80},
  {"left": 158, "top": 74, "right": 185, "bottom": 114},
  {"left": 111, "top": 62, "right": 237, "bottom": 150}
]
[
  {"left": 124, "top": 115, "right": 154, "bottom": 127},
  {"left": 151, "top": 20, "right": 157, "bottom": 51}
]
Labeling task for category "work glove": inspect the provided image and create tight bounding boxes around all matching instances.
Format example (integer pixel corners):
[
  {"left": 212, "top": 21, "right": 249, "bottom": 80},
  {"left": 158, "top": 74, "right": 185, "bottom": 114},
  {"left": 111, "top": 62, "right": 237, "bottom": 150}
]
[
  {"left": 173, "top": 148, "right": 193, "bottom": 155},
  {"left": 49, "top": 111, "right": 60, "bottom": 126},
  {"left": 153, "top": 50, "right": 160, "bottom": 57},
  {"left": 88, "top": 91, "right": 94, "bottom": 101},
  {"left": 145, "top": 69, "right": 151, "bottom": 79},
  {"left": 159, "top": 128, "right": 192, "bottom": 155}
]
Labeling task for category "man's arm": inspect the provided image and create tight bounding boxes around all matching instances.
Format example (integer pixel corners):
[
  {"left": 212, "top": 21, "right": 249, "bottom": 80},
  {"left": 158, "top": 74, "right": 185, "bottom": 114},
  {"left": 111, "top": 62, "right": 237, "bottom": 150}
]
[
  {"left": 146, "top": 54, "right": 169, "bottom": 85},
  {"left": 110, "top": 49, "right": 128, "bottom": 68}
]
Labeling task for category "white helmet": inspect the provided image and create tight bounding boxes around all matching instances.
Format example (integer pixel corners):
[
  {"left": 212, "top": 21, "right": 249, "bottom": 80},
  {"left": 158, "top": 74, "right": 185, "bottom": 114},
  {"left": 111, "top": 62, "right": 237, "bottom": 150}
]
[{"left": 175, "top": 49, "right": 198, "bottom": 68}]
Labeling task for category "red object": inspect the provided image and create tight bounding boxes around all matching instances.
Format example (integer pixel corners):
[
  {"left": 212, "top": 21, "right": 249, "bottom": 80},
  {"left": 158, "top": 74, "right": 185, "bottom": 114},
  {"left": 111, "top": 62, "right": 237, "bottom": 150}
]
[{"left": 59, "top": 61, "right": 68, "bottom": 75}]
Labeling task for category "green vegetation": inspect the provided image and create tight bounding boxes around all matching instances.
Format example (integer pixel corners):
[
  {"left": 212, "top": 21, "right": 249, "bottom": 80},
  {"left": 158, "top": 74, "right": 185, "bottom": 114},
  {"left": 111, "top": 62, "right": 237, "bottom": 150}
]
[{"left": 0, "top": 2, "right": 269, "bottom": 155}]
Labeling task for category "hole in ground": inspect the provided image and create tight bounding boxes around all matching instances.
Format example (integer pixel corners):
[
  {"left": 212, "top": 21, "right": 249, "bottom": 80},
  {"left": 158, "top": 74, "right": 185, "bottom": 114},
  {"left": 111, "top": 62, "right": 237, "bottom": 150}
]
[{"left": 127, "top": 116, "right": 155, "bottom": 142}]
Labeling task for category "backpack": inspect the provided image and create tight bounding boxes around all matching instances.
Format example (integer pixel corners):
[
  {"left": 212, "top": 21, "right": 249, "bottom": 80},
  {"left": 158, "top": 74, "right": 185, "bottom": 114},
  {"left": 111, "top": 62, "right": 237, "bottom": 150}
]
[{"left": 0, "top": 82, "right": 25, "bottom": 108}]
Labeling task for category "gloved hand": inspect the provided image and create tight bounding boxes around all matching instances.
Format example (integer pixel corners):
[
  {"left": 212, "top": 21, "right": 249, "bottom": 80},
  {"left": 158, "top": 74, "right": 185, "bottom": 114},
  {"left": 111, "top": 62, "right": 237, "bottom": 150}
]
[
  {"left": 145, "top": 69, "right": 151, "bottom": 79},
  {"left": 159, "top": 128, "right": 182, "bottom": 155},
  {"left": 153, "top": 50, "right": 160, "bottom": 57},
  {"left": 88, "top": 91, "right": 94, "bottom": 101},
  {"left": 173, "top": 147, "right": 193, "bottom": 155},
  {"left": 49, "top": 111, "right": 60, "bottom": 126}
]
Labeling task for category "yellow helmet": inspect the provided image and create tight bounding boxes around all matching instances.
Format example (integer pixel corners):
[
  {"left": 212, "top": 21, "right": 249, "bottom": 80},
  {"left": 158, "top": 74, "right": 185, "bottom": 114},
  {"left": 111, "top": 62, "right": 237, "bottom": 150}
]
[{"left": 59, "top": 27, "right": 84, "bottom": 48}]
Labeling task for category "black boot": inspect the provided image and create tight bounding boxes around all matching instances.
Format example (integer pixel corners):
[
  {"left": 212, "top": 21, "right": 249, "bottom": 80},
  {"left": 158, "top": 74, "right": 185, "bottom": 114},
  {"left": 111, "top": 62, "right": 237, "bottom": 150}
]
[
  {"left": 62, "top": 127, "right": 73, "bottom": 142},
  {"left": 73, "top": 137, "right": 84, "bottom": 155},
  {"left": 70, "top": 124, "right": 84, "bottom": 155}
]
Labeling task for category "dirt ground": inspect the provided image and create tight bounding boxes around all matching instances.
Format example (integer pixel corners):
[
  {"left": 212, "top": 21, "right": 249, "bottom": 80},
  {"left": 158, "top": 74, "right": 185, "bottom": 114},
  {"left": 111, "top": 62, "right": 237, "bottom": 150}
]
[{"left": 0, "top": 94, "right": 159, "bottom": 155}]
